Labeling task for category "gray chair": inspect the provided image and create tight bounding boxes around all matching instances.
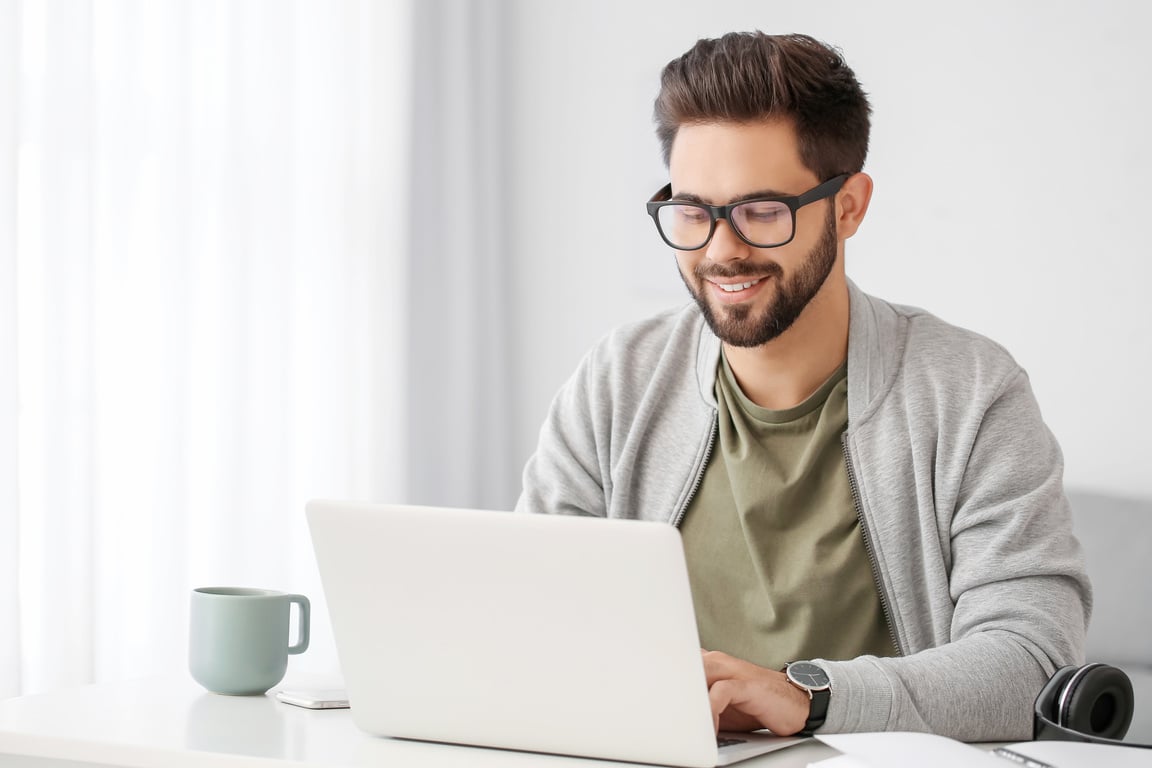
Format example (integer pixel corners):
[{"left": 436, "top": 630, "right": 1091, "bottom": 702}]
[{"left": 1067, "top": 489, "right": 1152, "bottom": 743}]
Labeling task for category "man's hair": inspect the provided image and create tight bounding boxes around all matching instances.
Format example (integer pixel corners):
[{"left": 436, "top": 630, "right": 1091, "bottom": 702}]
[{"left": 654, "top": 32, "right": 871, "bottom": 180}]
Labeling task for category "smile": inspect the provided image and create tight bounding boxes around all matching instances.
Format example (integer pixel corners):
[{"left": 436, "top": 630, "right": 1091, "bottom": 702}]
[{"left": 713, "top": 278, "right": 764, "bottom": 292}]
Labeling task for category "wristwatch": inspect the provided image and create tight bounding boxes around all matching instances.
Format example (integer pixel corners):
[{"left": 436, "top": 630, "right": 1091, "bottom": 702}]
[{"left": 783, "top": 661, "right": 831, "bottom": 736}]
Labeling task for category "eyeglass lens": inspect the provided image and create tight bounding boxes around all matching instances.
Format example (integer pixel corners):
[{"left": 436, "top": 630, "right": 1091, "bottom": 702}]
[{"left": 656, "top": 200, "right": 793, "bottom": 249}]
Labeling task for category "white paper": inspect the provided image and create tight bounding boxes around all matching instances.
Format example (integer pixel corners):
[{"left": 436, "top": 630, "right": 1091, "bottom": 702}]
[
  {"left": 1005, "top": 740, "right": 1152, "bottom": 768},
  {"left": 807, "top": 756, "right": 871, "bottom": 768},
  {"left": 816, "top": 732, "right": 1004, "bottom": 768},
  {"left": 816, "top": 732, "right": 1152, "bottom": 768}
]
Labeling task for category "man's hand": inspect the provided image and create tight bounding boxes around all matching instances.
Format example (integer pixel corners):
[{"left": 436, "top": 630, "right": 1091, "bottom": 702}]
[{"left": 701, "top": 650, "right": 811, "bottom": 736}]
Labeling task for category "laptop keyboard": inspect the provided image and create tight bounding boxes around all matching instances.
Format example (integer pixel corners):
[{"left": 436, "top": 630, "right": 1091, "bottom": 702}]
[{"left": 717, "top": 737, "right": 747, "bottom": 748}]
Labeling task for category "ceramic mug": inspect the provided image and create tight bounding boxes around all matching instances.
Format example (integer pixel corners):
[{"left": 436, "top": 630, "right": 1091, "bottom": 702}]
[{"left": 189, "top": 587, "right": 310, "bottom": 695}]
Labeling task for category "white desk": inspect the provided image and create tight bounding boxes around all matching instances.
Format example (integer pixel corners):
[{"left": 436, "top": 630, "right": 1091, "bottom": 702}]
[{"left": 0, "top": 676, "right": 839, "bottom": 768}]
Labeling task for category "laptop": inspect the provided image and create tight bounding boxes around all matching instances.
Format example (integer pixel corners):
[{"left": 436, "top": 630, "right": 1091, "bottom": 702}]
[{"left": 306, "top": 500, "right": 807, "bottom": 767}]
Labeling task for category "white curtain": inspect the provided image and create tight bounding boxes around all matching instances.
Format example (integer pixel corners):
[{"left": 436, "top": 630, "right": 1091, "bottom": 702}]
[
  {"left": 0, "top": 0, "right": 414, "bottom": 696},
  {"left": 404, "top": 0, "right": 515, "bottom": 510}
]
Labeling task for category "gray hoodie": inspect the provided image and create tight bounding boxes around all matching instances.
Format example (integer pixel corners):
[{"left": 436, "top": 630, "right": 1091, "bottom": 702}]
[{"left": 515, "top": 280, "right": 1091, "bottom": 741}]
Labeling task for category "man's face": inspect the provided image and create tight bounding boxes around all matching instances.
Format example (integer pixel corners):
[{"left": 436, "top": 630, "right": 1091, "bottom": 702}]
[{"left": 667, "top": 121, "right": 842, "bottom": 348}]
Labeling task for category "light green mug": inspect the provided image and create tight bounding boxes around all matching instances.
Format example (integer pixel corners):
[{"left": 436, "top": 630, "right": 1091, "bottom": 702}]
[{"left": 189, "top": 587, "right": 310, "bottom": 696}]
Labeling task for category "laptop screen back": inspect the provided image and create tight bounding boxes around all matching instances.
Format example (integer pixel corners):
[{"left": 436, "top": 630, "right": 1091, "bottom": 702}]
[{"left": 307, "top": 501, "right": 721, "bottom": 767}]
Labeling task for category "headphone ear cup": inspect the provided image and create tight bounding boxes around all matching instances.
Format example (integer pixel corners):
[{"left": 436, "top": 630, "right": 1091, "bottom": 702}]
[
  {"left": 1059, "top": 663, "right": 1134, "bottom": 741},
  {"left": 1036, "top": 666, "right": 1079, "bottom": 723}
]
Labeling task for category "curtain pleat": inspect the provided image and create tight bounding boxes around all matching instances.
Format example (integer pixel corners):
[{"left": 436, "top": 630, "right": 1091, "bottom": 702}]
[
  {"left": 1, "top": 0, "right": 23, "bottom": 700},
  {"left": 406, "top": 0, "right": 515, "bottom": 510}
]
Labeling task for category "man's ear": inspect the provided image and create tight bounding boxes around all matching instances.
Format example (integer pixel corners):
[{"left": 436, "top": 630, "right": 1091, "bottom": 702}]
[{"left": 835, "top": 172, "right": 873, "bottom": 240}]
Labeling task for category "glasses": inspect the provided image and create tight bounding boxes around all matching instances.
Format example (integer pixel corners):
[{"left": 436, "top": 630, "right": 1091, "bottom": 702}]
[{"left": 646, "top": 174, "right": 850, "bottom": 251}]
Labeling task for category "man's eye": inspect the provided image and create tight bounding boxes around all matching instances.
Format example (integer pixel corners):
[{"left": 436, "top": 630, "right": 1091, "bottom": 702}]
[
  {"left": 673, "top": 206, "right": 709, "bottom": 224},
  {"left": 741, "top": 204, "right": 786, "bottom": 223}
]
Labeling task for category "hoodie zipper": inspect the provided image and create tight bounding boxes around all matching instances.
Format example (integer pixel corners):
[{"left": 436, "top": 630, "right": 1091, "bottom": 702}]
[
  {"left": 672, "top": 416, "right": 718, "bottom": 528},
  {"left": 842, "top": 432, "right": 904, "bottom": 657}
]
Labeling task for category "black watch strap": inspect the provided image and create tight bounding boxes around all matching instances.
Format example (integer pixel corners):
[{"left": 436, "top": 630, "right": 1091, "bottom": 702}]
[{"left": 802, "top": 687, "right": 829, "bottom": 736}]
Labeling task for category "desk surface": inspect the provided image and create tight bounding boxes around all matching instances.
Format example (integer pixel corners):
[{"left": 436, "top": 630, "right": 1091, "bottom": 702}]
[{"left": 0, "top": 676, "right": 839, "bottom": 768}]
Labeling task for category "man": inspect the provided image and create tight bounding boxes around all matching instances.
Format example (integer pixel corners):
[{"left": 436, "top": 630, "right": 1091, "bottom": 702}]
[{"left": 515, "top": 32, "right": 1090, "bottom": 741}]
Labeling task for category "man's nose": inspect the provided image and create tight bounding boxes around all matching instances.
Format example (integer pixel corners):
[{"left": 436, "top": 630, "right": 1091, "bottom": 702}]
[{"left": 704, "top": 219, "right": 749, "bottom": 263}]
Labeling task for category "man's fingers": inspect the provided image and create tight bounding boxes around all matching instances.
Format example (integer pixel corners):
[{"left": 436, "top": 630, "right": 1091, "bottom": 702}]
[
  {"left": 708, "top": 678, "right": 734, "bottom": 734},
  {"left": 712, "top": 671, "right": 806, "bottom": 733},
  {"left": 701, "top": 649, "right": 747, "bottom": 685},
  {"left": 708, "top": 678, "right": 768, "bottom": 731},
  {"left": 702, "top": 652, "right": 810, "bottom": 736}
]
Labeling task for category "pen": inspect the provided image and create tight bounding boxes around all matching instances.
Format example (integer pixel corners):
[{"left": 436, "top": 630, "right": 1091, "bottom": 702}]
[{"left": 993, "top": 746, "right": 1057, "bottom": 768}]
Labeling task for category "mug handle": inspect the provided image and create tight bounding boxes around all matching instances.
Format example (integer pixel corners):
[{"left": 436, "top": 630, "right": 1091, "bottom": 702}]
[{"left": 287, "top": 594, "right": 311, "bottom": 655}]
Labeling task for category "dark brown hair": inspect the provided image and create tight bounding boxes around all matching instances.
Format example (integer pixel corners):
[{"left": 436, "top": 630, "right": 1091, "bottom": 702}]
[{"left": 654, "top": 32, "right": 871, "bottom": 180}]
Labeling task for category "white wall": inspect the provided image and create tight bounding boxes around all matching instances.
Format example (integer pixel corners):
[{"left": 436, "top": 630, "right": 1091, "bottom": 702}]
[{"left": 504, "top": 0, "right": 1152, "bottom": 499}]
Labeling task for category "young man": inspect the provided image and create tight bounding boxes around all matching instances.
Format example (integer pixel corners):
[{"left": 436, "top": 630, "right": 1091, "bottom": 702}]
[{"left": 515, "top": 32, "right": 1090, "bottom": 741}]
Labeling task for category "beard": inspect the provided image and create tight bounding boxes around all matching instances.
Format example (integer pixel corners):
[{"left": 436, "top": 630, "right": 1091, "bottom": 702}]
[{"left": 679, "top": 205, "right": 838, "bottom": 348}]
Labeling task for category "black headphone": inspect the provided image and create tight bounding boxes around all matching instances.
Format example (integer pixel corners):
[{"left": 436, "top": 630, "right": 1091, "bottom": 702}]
[{"left": 1034, "top": 663, "right": 1150, "bottom": 748}]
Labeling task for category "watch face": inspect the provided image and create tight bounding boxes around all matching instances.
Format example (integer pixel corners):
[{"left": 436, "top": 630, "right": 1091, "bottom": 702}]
[{"left": 787, "top": 662, "right": 830, "bottom": 691}]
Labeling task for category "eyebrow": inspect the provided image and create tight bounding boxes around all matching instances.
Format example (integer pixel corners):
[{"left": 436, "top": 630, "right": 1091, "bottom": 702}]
[{"left": 671, "top": 188, "right": 793, "bottom": 205}]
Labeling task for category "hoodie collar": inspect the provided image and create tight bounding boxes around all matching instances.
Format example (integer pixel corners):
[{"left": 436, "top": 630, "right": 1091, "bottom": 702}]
[{"left": 694, "top": 279, "right": 902, "bottom": 426}]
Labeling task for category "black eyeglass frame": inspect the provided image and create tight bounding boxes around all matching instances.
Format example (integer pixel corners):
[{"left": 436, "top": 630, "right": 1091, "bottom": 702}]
[{"left": 645, "top": 173, "right": 851, "bottom": 251}]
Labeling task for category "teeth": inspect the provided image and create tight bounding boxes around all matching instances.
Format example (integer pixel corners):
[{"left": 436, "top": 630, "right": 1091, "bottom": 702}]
[{"left": 717, "top": 279, "right": 761, "bottom": 292}]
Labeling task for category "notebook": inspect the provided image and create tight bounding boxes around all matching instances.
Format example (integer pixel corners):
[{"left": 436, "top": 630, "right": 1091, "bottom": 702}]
[{"left": 306, "top": 500, "right": 807, "bottom": 768}]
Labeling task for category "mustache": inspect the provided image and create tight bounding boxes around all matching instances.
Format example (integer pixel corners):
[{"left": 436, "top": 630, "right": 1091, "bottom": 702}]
[{"left": 693, "top": 260, "right": 783, "bottom": 281}]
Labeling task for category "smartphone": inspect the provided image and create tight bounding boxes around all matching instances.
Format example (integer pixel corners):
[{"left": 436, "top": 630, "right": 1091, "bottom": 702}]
[{"left": 275, "top": 688, "right": 350, "bottom": 709}]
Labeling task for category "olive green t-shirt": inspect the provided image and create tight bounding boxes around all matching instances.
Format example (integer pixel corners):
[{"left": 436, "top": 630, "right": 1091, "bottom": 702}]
[{"left": 680, "top": 353, "right": 896, "bottom": 670}]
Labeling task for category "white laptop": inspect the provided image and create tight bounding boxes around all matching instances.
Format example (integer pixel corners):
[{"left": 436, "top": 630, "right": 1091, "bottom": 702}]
[{"left": 306, "top": 500, "right": 807, "bottom": 768}]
